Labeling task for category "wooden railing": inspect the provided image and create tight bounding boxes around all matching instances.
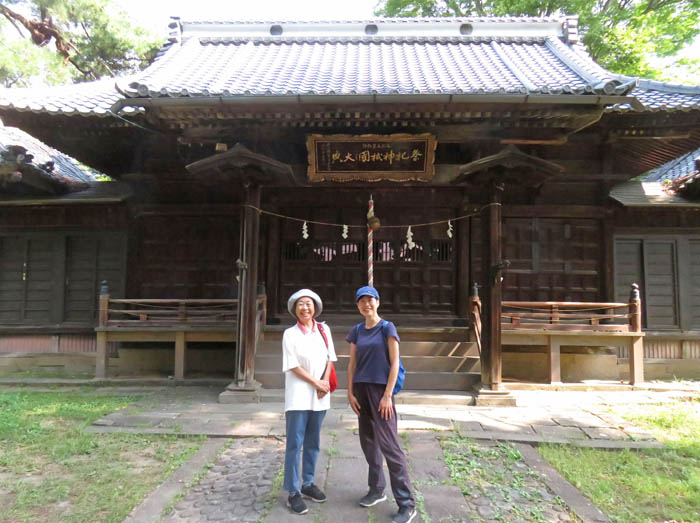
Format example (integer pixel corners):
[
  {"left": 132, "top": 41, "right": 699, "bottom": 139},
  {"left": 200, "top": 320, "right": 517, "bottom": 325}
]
[
  {"left": 467, "top": 283, "right": 644, "bottom": 384},
  {"left": 95, "top": 284, "right": 267, "bottom": 380},
  {"left": 99, "top": 298, "right": 239, "bottom": 327},
  {"left": 501, "top": 300, "right": 641, "bottom": 333}
]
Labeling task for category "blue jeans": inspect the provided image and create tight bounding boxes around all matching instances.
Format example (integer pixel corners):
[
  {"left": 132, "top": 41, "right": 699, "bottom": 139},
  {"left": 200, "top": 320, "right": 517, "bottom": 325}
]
[{"left": 283, "top": 409, "right": 327, "bottom": 495}]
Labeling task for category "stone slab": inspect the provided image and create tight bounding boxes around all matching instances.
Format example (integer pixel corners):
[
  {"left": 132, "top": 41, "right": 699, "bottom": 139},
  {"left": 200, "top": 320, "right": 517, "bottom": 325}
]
[
  {"left": 552, "top": 415, "right": 609, "bottom": 428},
  {"left": 581, "top": 427, "right": 630, "bottom": 440},
  {"left": 419, "top": 484, "right": 473, "bottom": 523},
  {"left": 516, "top": 443, "right": 610, "bottom": 522},
  {"left": 532, "top": 425, "right": 587, "bottom": 440}
]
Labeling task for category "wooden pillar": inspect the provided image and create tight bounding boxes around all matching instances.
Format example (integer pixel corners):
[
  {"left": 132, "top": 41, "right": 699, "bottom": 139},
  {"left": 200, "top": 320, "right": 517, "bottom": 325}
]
[
  {"left": 547, "top": 336, "right": 562, "bottom": 384},
  {"left": 628, "top": 283, "right": 644, "bottom": 384},
  {"left": 96, "top": 282, "right": 110, "bottom": 378},
  {"left": 480, "top": 181, "right": 503, "bottom": 390},
  {"left": 264, "top": 213, "right": 281, "bottom": 322},
  {"left": 174, "top": 331, "right": 186, "bottom": 380},
  {"left": 96, "top": 332, "right": 108, "bottom": 378},
  {"left": 238, "top": 183, "right": 262, "bottom": 386},
  {"left": 456, "top": 192, "right": 470, "bottom": 318}
]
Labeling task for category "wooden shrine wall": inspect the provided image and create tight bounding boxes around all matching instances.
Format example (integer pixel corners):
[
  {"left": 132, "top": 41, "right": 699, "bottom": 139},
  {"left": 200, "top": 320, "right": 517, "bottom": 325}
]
[{"left": 129, "top": 212, "right": 241, "bottom": 299}]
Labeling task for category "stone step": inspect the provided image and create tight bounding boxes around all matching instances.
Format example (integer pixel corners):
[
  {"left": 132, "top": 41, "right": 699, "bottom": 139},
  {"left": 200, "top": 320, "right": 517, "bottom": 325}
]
[
  {"left": 254, "top": 354, "right": 480, "bottom": 373},
  {"left": 255, "top": 370, "right": 479, "bottom": 391},
  {"left": 257, "top": 388, "right": 475, "bottom": 406},
  {"left": 256, "top": 340, "right": 478, "bottom": 356}
]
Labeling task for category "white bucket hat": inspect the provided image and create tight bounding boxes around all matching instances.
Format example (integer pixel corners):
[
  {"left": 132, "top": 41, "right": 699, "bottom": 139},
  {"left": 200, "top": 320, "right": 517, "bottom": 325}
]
[{"left": 287, "top": 289, "right": 323, "bottom": 318}]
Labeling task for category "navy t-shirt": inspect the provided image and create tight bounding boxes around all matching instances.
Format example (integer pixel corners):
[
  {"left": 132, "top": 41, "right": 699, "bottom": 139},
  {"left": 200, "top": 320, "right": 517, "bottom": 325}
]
[{"left": 346, "top": 320, "right": 400, "bottom": 385}]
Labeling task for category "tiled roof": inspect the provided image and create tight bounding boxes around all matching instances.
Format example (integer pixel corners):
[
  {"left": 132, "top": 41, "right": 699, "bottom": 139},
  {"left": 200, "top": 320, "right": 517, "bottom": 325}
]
[
  {"left": 0, "top": 17, "right": 698, "bottom": 115},
  {"left": 609, "top": 80, "right": 700, "bottom": 113},
  {"left": 0, "top": 181, "right": 131, "bottom": 206},
  {"left": 645, "top": 146, "right": 700, "bottom": 182},
  {"left": 0, "top": 124, "right": 102, "bottom": 186},
  {"left": 609, "top": 181, "right": 700, "bottom": 207},
  {"left": 117, "top": 18, "right": 635, "bottom": 99},
  {"left": 0, "top": 78, "right": 138, "bottom": 117}
]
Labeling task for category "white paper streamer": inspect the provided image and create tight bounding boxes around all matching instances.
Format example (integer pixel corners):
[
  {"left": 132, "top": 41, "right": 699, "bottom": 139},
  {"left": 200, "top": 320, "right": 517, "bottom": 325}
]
[{"left": 406, "top": 226, "right": 415, "bottom": 249}]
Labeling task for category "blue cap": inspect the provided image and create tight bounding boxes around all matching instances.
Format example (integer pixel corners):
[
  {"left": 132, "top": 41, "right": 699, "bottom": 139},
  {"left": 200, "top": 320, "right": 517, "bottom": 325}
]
[{"left": 355, "top": 286, "right": 380, "bottom": 302}]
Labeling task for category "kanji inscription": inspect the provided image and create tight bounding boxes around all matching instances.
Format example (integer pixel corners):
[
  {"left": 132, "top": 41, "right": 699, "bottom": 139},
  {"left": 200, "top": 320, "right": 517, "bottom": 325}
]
[{"left": 307, "top": 133, "right": 436, "bottom": 182}]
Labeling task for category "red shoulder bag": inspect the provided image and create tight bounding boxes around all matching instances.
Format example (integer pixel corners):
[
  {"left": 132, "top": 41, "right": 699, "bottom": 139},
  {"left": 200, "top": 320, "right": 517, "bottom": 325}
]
[{"left": 317, "top": 323, "right": 337, "bottom": 393}]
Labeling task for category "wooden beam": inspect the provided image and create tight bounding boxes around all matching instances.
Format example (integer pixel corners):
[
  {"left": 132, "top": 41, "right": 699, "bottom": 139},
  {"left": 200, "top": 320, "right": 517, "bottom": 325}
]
[
  {"left": 95, "top": 331, "right": 108, "bottom": 378},
  {"left": 264, "top": 212, "right": 281, "bottom": 322},
  {"left": 456, "top": 191, "right": 470, "bottom": 318},
  {"left": 239, "top": 183, "right": 261, "bottom": 385},
  {"left": 174, "top": 331, "right": 186, "bottom": 379},
  {"left": 629, "top": 336, "right": 644, "bottom": 385},
  {"left": 480, "top": 181, "right": 503, "bottom": 390},
  {"left": 547, "top": 336, "right": 562, "bottom": 384}
]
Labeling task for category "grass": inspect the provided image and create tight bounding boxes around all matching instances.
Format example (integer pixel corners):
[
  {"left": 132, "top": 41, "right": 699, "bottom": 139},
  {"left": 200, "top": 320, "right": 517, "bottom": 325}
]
[
  {"left": 0, "top": 389, "right": 204, "bottom": 523},
  {"left": 441, "top": 435, "right": 570, "bottom": 522},
  {"left": 539, "top": 396, "right": 700, "bottom": 523}
]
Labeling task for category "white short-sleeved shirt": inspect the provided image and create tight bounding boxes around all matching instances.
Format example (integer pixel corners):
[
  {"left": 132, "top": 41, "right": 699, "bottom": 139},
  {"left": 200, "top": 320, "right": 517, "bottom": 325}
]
[{"left": 282, "top": 321, "right": 337, "bottom": 412}]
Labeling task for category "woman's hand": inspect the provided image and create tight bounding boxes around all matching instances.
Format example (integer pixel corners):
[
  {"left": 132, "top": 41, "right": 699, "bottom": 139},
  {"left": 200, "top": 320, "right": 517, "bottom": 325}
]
[
  {"left": 348, "top": 393, "right": 361, "bottom": 415},
  {"left": 378, "top": 393, "right": 393, "bottom": 420},
  {"left": 316, "top": 379, "right": 330, "bottom": 394}
]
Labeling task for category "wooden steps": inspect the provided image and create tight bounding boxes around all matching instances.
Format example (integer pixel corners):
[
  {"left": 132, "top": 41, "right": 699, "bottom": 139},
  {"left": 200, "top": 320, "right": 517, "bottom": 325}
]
[{"left": 254, "top": 325, "right": 480, "bottom": 391}]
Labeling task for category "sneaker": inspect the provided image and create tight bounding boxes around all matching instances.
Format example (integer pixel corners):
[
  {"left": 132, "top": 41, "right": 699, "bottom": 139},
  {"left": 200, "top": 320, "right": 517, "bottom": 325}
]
[
  {"left": 392, "top": 506, "right": 416, "bottom": 523},
  {"left": 287, "top": 493, "right": 308, "bottom": 515},
  {"left": 358, "top": 489, "right": 387, "bottom": 507},
  {"left": 301, "top": 483, "right": 327, "bottom": 503}
]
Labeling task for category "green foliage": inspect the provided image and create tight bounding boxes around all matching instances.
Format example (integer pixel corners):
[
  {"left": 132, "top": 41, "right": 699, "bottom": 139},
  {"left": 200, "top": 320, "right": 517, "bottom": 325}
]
[
  {"left": 0, "top": 390, "right": 203, "bottom": 523},
  {"left": 538, "top": 398, "right": 700, "bottom": 522},
  {"left": 375, "top": 0, "right": 700, "bottom": 82},
  {"left": 0, "top": 0, "right": 162, "bottom": 87}
]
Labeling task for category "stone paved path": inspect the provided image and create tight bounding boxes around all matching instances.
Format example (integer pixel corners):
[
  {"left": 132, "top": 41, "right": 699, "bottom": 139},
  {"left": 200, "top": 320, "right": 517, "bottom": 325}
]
[
  {"left": 162, "top": 438, "right": 284, "bottom": 523},
  {"left": 165, "top": 428, "right": 598, "bottom": 522},
  {"left": 70, "top": 384, "right": 696, "bottom": 522}
]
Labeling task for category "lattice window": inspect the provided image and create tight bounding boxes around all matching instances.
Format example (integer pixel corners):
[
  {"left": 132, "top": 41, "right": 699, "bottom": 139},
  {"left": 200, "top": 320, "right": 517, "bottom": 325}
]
[
  {"left": 400, "top": 241, "right": 424, "bottom": 262},
  {"left": 375, "top": 241, "right": 395, "bottom": 262},
  {"left": 430, "top": 240, "right": 453, "bottom": 262},
  {"left": 282, "top": 242, "right": 306, "bottom": 261}
]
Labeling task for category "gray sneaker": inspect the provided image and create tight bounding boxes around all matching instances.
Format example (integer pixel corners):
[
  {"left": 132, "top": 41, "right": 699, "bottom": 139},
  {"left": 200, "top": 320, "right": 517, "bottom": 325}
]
[
  {"left": 392, "top": 506, "right": 416, "bottom": 523},
  {"left": 358, "top": 489, "right": 387, "bottom": 507},
  {"left": 287, "top": 493, "right": 308, "bottom": 515},
  {"left": 301, "top": 483, "right": 327, "bottom": 503}
]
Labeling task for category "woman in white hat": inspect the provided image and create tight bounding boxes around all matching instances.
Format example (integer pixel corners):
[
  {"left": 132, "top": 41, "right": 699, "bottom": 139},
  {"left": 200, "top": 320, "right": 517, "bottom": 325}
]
[{"left": 282, "top": 288, "right": 337, "bottom": 515}]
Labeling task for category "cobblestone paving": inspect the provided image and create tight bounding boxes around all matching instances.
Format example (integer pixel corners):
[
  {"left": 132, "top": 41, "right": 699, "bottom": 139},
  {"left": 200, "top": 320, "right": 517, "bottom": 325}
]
[
  {"left": 162, "top": 438, "right": 284, "bottom": 523},
  {"left": 440, "top": 436, "right": 578, "bottom": 522}
]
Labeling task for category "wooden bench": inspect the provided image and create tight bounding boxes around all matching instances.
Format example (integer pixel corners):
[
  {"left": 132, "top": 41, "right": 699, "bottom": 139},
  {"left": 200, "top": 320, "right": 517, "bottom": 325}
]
[
  {"left": 95, "top": 295, "right": 266, "bottom": 379},
  {"left": 501, "top": 288, "right": 644, "bottom": 384}
]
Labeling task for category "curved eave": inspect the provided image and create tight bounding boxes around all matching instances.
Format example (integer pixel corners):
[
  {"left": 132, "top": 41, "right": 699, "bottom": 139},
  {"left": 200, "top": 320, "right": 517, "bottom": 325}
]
[
  {"left": 0, "top": 104, "right": 143, "bottom": 118},
  {"left": 111, "top": 92, "right": 641, "bottom": 113}
]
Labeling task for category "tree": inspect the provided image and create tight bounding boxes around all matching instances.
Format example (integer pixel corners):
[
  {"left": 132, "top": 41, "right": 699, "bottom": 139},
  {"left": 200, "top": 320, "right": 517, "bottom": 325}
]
[
  {"left": 375, "top": 0, "right": 700, "bottom": 82},
  {"left": 0, "top": 0, "right": 161, "bottom": 87}
]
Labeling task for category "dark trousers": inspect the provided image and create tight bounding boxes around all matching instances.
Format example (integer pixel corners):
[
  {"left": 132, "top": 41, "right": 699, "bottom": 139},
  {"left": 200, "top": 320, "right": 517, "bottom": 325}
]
[{"left": 354, "top": 382, "right": 414, "bottom": 509}]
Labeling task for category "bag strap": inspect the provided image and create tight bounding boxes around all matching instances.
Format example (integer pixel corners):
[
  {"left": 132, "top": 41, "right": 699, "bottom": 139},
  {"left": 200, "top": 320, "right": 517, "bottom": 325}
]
[
  {"left": 380, "top": 319, "right": 389, "bottom": 347},
  {"left": 317, "top": 323, "right": 332, "bottom": 380},
  {"left": 317, "top": 322, "right": 329, "bottom": 352}
]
